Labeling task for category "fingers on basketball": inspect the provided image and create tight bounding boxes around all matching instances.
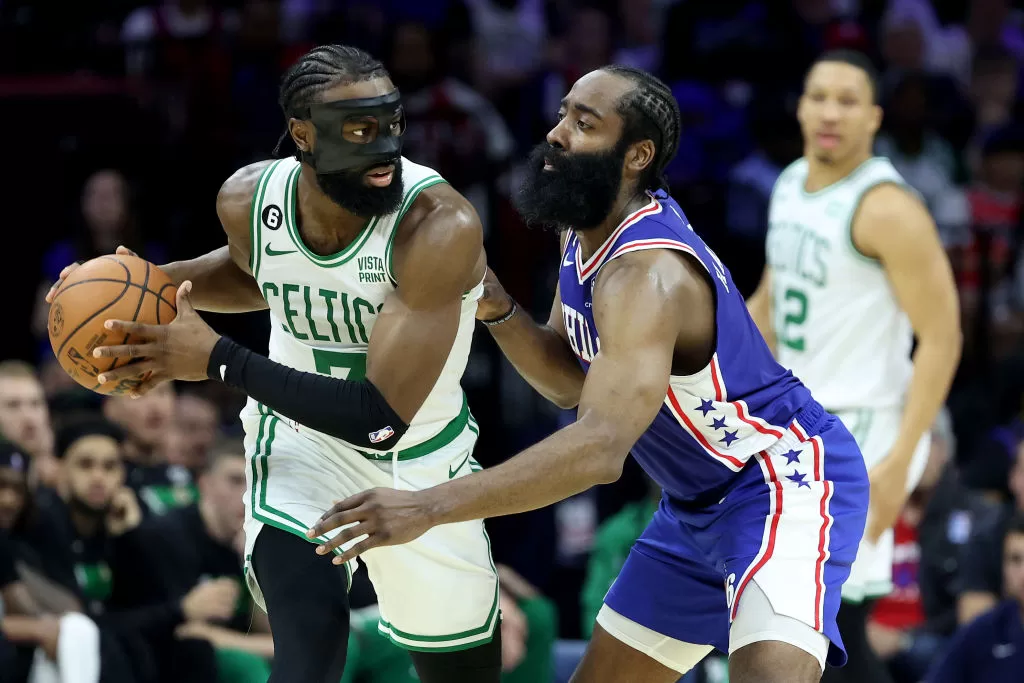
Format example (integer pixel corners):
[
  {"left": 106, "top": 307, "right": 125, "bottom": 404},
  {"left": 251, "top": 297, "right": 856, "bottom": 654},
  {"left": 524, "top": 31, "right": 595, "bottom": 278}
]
[{"left": 48, "top": 254, "right": 177, "bottom": 396}]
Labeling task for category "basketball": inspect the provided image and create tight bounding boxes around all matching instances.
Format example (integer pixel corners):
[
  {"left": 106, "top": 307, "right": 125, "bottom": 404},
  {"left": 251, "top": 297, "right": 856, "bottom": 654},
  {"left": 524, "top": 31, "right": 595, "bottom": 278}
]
[{"left": 47, "top": 254, "right": 178, "bottom": 395}]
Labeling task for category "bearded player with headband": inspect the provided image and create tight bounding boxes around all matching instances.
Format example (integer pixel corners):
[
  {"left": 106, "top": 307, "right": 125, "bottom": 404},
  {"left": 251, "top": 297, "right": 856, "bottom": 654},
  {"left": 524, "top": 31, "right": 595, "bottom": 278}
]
[{"left": 47, "top": 45, "right": 504, "bottom": 683}]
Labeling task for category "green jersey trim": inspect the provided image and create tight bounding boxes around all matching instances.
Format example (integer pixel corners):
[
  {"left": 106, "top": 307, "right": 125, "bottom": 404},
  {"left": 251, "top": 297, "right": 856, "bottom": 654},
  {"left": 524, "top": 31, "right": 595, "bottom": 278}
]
[
  {"left": 282, "top": 164, "right": 379, "bottom": 267},
  {"left": 384, "top": 175, "right": 447, "bottom": 285},
  {"left": 844, "top": 179, "right": 910, "bottom": 268},
  {"left": 354, "top": 393, "right": 471, "bottom": 462},
  {"left": 248, "top": 409, "right": 352, "bottom": 590},
  {"left": 250, "top": 159, "right": 285, "bottom": 280},
  {"left": 376, "top": 528, "right": 499, "bottom": 652}
]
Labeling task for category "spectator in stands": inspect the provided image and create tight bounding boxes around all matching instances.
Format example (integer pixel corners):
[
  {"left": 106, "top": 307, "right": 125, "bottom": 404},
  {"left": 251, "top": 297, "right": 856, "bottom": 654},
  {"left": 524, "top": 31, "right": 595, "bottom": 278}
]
[
  {"left": 386, "top": 19, "right": 514, "bottom": 234},
  {"left": 0, "top": 438, "right": 143, "bottom": 683},
  {"left": 874, "top": 72, "right": 970, "bottom": 246},
  {"left": 32, "top": 170, "right": 165, "bottom": 352},
  {"left": 952, "top": 126, "right": 1024, "bottom": 369},
  {"left": 725, "top": 93, "right": 802, "bottom": 293},
  {"left": 103, "top": 383, "right": 196, "bottom": 515},
  {"left": 170, "top": 391, "right": 221, "bottom": 475},
  {"left": 926, "top": 512, "right": 1024, "bottom": 682},
  {"left": 936, "top": 0, "right": 1024, "bottom": 88},
  {"left": 868, "top": 411, "right": 992, "bottom": 682},
  {"left": 48, "top": 417, "right": 240, "bottom": 683},
  {"left": 964, "top": 47, "right": 1021, "bottom": 173},
  {"left": 147, "top": 441, "right": 272, "bottom": 683},
  {"left": 611, "top": 0, "right": 660, "bottom": 73},
  {"left": 956, "top": 435, "right": 1024, "bottom": 624},
  {"left": 0, "top": 362, "right": 57, "bottom": 489}
]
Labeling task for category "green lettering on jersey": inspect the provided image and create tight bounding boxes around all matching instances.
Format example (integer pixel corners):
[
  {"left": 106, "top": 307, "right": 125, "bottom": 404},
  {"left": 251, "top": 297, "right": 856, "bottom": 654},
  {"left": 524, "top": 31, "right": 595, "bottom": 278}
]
[
  {"left": 767, "top": 221, "right": 831, "bottom": 288},
  {"left": 319, "top": 289, "right": 343, "bottom": 343},
  {"left": 282, "top": 284, "right": 309, "bottom": 340},
  {"left": 303, "top": 285, "right": 332, "bottom": 342},
  {"left": 262, "top": 283, "right": 289, "bottom": 334},
  {"left": 353, "top": 297, "right": 375, "bottom": 344},
  {"left": 778, "top": 287, "right": 809, "bottom": 351},
  {"left": 339, "top": 293, "right": 359, "bottom": 344}
]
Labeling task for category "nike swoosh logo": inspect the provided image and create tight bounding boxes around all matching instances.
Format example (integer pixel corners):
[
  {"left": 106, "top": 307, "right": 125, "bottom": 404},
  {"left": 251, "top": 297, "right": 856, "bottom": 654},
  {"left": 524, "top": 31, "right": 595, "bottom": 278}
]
[
  {"left": 448, "top": 453, "right": 472, "bottom": 479},
  {"left": 265, "top": 244, "right": 297, "bottom": 256},
  {"left": 563, "top": 256, "right": 574, "bottom": 267}
]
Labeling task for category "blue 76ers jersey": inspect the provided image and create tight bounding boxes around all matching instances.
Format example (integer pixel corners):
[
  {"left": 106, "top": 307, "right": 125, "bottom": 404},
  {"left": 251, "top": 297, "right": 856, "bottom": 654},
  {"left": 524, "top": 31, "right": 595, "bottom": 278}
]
[{"left": 559, "top": 191, "right": 814, "bottom": 502}]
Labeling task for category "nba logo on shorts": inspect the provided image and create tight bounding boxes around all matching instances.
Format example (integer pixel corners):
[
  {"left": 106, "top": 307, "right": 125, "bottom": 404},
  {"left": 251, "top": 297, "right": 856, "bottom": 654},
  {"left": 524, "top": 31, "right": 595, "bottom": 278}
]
[{"left": 369, "top": 426, "right": 395, "bottom": 444}]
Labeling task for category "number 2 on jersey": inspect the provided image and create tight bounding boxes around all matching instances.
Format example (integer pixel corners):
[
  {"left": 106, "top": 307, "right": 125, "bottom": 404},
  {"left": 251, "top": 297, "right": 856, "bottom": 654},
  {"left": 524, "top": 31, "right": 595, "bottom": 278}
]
[
  {"left": 312, "top": 349, "right": 367, "bottom": 380},
  {"left": 779, "top": 288, "right": 808, "bottom": 351}
]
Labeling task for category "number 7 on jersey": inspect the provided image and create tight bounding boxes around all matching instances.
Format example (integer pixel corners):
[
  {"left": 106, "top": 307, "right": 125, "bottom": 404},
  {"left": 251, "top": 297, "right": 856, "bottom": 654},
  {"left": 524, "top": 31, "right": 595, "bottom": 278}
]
[{"left": 312, "top": 349, "right": 367, "bottom": 380}]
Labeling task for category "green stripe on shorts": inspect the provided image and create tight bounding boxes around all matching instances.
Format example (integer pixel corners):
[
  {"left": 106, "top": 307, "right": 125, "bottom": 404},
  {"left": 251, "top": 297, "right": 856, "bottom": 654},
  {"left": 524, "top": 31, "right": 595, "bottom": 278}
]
[{"left": 249, "top": 406, "right": 352, "bottom": 586}]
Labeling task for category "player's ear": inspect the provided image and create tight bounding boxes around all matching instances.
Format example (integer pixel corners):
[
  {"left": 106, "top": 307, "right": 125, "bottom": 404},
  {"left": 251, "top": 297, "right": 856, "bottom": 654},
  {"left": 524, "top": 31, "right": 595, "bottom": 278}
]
[
  {"left": 627, "top": 139, "right": 656, "bottom": 176},
  {"left": 869, "top": 104, "right": 883, "bottom": 136},
  {"left": 289, "top": 118, "right": 314, "bottom": 154}
]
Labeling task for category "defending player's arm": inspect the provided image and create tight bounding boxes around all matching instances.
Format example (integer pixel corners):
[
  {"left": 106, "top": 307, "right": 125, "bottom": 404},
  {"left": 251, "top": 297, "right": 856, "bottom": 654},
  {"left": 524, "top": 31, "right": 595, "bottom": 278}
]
[
  {"left": 94, "top": 187, "right": 483, "bottom": 452},
  {"left": 746, "top": 266, "right": 776, "bottom": 351},
  {"left": 45, "top": 163, "right": 270, "bottom": 313},
  {"left": 855, "top": 183, "right": 962, "bottom": 542},
  {"left": 309, "top": 250, "right": 706, "bottom": 561},
  {"left": 476, "top": 270, "right": 586, "bottom": 409}
]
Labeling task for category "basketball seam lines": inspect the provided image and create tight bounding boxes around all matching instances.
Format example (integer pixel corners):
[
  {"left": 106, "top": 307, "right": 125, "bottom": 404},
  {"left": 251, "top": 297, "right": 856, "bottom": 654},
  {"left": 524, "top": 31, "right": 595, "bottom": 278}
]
[
  {"left": 54, "top": 259, "right": 132, "bottom": 362},
  {"left": 50, "top": 278, "right": 176, "bottom": 308}
]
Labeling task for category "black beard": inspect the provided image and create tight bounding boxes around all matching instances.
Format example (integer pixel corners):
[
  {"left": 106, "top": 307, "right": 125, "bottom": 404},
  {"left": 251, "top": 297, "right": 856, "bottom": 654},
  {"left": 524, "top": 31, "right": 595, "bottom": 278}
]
[
  {"left": 514, "top": 142, "right": 626, "bottom": 232},
  {"left": 315, "top": 159, "right": 404, "bottom": 218}
]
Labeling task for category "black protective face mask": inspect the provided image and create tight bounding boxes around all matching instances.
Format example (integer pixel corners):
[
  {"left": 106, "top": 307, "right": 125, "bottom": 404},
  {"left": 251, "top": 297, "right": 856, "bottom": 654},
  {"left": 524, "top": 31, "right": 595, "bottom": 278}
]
[
  {"left": 298, "top": 91, "right": 405, "bottom": 174},
  {"left": 296, "top": 91, "right": 407, "bottom": 216}
]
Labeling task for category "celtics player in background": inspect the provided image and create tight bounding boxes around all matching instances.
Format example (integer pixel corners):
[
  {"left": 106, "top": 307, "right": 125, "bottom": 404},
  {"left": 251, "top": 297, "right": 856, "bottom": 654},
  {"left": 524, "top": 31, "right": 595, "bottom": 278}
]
[
  {"left": 747, "top": 50, "right": 961, "bottom": 683},
  {"left": 47, "top": 45, "right": 502, "bottom": 683}
]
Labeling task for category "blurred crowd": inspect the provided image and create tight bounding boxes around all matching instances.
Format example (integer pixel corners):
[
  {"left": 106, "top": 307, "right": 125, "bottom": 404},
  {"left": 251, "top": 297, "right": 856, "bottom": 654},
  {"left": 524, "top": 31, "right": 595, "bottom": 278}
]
[{"left": 1, "top": 0, "right": 1024, "bottom": 682}]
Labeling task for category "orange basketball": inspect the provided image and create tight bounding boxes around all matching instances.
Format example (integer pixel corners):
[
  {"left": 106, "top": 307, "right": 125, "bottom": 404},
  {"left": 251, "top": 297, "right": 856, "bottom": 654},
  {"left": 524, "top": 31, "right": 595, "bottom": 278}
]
[{"left": 47, "top": 255, "right": 177, "bottom": 395}]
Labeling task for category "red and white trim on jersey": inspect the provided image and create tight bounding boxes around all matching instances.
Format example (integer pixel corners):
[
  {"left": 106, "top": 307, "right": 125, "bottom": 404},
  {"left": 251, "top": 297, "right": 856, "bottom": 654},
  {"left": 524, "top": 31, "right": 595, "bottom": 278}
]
[
  {"left": 575, "top": 197, "right": 663, "bottom": 283},
  {"left": 665, "top": 388, "right": 745, "bottom": 471},
  {"left": 731, "top": 451, "right": 783, "bottom": 621},
  {"left": 790, "top": 419, "right": 834, "bottom": 632},
  {"left": 662, "top": 353, "right": 787, "bottom": 472},
  {"left": 728, "top": 419, "right": 835, "bottom": 634}
]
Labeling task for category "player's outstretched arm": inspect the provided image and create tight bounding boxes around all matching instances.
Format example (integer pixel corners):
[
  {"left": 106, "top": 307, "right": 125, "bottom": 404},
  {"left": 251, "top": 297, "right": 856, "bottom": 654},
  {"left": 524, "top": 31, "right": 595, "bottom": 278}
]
[
  {"left": 855, "top": 183, "right": 962, "bottom": 542},
  {"left": 476, "top": 270, "right": 586, "bottom": 409},
  {"left": 309, "top": 250, "right": 702, "bottom": 562}
]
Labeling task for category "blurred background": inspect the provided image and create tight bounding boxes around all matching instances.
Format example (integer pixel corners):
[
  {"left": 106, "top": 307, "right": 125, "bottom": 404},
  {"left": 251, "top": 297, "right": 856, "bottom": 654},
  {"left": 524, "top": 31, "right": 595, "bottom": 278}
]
[{"left": 1, "top": 0, "right": 1023, "bottom": 682}]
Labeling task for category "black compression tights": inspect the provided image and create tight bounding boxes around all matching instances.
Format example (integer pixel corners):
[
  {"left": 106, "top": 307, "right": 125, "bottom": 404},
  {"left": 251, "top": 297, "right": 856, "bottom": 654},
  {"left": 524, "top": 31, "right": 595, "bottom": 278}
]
[
  {"left": 820, "top": 599, "right": 895, "bottom": 683},
  {"left": 252, "top": 525, "right": 503, "bottom": 683}
]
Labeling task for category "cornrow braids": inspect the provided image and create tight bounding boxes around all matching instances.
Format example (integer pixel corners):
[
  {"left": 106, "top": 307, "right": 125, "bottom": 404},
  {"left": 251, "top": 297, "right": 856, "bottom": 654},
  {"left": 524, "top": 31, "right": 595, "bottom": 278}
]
[
  {"left": 601, "top": 65, "right": 682, "bottom": 193},
  {"left": 272, "top": 45, "right": 390, "bottom": 158}
]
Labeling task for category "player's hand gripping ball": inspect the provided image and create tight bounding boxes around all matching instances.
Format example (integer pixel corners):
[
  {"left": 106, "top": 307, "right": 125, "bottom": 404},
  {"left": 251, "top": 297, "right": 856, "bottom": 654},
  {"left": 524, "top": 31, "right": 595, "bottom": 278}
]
[
  {"left": 90, "top": 281, "right": 222, "bottom": 395},
  {"left": 47, "top": 253, "right": 177, "bottom": 395}
]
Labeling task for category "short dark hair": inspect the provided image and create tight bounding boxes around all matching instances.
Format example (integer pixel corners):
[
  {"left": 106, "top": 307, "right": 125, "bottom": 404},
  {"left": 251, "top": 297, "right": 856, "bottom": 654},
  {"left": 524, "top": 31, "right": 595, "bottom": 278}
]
[
  {"left": 601, "top": 65, "right": 682, "bottom": 193},
  {"left": 274, "top": 45, "right": 391, "bottom": 156},
  {"left": 201, "top": 437, "right": 245, "bottom": 476},
  {"left": 56, "top": 416, "right": 124, "bottom": 460},
  {"left": 811, "top": 49, "right": 880, "bottom": 103},
  {"left": 1006, "top": 512, "right": 1024, "bottom": 540}
]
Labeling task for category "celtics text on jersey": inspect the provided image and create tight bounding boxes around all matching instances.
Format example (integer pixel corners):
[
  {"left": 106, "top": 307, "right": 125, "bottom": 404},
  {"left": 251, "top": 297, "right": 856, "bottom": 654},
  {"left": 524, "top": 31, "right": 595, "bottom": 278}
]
[{"left": 246, "top": 156, "right": 482, "bottom": 453}]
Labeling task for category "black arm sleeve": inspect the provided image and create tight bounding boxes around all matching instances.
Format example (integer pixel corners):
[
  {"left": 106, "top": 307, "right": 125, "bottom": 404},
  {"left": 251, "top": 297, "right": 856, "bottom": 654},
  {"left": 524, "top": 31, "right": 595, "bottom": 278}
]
[{"left": 208, "top": 337, "right": 408, "bottom": 450}]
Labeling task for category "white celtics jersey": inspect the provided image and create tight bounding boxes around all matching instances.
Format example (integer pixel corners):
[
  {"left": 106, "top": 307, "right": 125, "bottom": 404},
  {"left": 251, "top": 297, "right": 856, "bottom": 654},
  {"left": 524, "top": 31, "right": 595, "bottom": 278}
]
[
  {"left": 766, "top": 157, "right": 914, "bottom": 411},
  {"left": 246, "top": 156, "right": 481, "bottom": 452}
]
